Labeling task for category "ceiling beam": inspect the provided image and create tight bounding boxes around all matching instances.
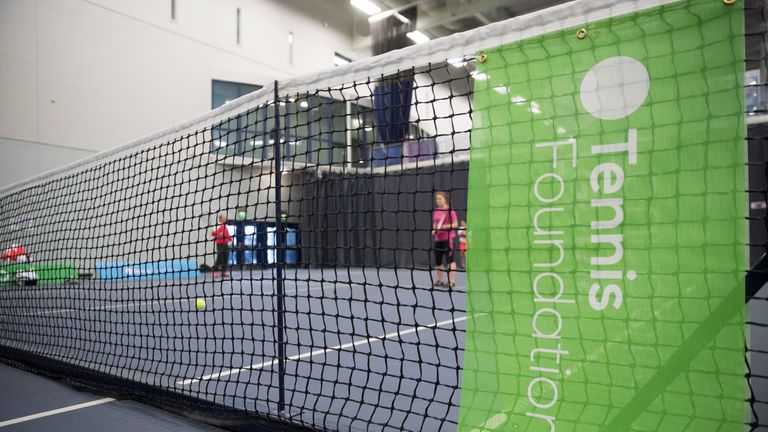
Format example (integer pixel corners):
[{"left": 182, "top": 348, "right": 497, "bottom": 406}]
[
  {"left": 474, "top": 13, "right": 492, "bottom": 25},
  {"left": 353, "top": 0, "right": 568, "bottom": 50},
  {"left": 417, "top": 0, "right": 563, "bottom": 30}
]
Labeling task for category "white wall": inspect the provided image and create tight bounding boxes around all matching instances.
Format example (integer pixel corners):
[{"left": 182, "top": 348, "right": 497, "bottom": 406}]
[
  {"left": 0, "top": 0, "right": 357, "bottom": 187},
  {"left": 0, "top": 137, "right": 96, "bottom": 187}
]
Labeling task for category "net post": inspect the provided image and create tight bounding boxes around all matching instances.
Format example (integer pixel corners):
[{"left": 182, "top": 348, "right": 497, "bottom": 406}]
[{"left": 273, "top": 79, "right": 287, "bottom": 416}]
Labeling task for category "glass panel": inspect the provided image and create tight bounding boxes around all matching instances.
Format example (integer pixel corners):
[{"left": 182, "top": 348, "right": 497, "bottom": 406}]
[
  {"left": 212, "top": 81, "right": 240, "bottom": 109},
  {"left": 211, "top": 81, "right": 264, "bottom": 157},
  {"left": 311, "top": 96, "right": 348, "bottom": 165},
  {"left": 349, "top": 102, "right": 374, "bottom": 167},
  {"left": 239, "top": 83, "right": 261, "bottom": 96},
  {"left": 266, "top": 226, "right": 276, "bottom": 264},
  {"left": 332, "top": 99, "right": 347, "bottom": 164},
  {"left": 408, "top": 123, "right": 419, "bottom": 140},
  {"left": 293, "top": 98, "right": 312, "bottom": 163},
  {"left": 226, "top": 224, "right": 238, "bottom": 265},
  {"left": 289, "top": 140, "right": 308, "bottom": 162},
  {"left": 243, "top": 224, "right": 258, "bottom": 264},
  {"left": 211, "top": 120, "right": 239, "bottom": 156},
  {"left": 305, "top": 96, "right": 323, "bottom": 163},
  {"left": 244, "top": 107, "right": 263, "bottom": 159},
  {"left": 289, "top": 103, "right": 310, "bottom": 163},
  {"left": 253, "top": 104, "right": 275, "bottom": 161}
]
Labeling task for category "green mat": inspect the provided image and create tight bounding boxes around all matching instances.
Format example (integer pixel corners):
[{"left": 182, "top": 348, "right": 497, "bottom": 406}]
[{"left": 0, "top": 263, "right": 78, "bottom": 285}]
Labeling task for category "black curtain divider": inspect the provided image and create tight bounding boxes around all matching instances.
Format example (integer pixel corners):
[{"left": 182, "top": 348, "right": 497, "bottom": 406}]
[
  {"left": 374, "top": 78, "right": 414, "bottom": 145},
  {"left": 299, "top": 161, "right": 469, "bottom": 269}
]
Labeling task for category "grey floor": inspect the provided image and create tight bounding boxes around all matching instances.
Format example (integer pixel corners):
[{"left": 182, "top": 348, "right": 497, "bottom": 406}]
[
  {"left": 751, "top": 283, "right": 768, "bottom": 430},
  {"left": 0, "top": 268, "right": 468, "bottom": 432},
  {"left": 0, "top": 362, "right": 224, "bottom": 431}
]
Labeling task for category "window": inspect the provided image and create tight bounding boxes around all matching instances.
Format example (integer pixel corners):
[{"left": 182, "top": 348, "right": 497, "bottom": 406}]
[
  {"left": 209, "top": 84, "right": 429, "bottom": 167},
  {"left": 212, "top": 80, "right": 261, "bottom": 109},
  {"left": 236, "top": 8, "right": 241, "bottom": 44},
  {"left": 280, "top": 96, "right": 351, "bottom": 165},
  {"left": 211, "top": 80, "right": 263, "bottom": 156},
  {"left": 349, "top": 102, "right": 375, "bottom": 166}
]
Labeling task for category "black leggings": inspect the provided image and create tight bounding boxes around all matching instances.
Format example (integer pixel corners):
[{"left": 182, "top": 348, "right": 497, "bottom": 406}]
[
  {"left": 433, "top": 240, "right": 453, "bottom": 266},
  {"left": 214, "top": 244, "right": 229, "bottom": 271}
]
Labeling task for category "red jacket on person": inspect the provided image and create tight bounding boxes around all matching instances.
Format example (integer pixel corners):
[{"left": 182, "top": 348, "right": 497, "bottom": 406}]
[
  {"left": 211, "top": 225, "right": 232, "bottom": 245},
  {"left": 1, "top": 245, "right": 27, "bottom": 261}
]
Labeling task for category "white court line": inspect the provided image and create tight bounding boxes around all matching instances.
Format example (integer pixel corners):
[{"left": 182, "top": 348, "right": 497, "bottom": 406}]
[
  {"left": 16, "top": 281, "right": 338, "bottom": 317},
  {"left": 176, "top": 314, "right": 470, "bottom": 386},
  {"left": 13, "top": 275, "right": 431, "bottom": 318},
  {"left": 0, "top": 398, "right": 114, "bottom": 428},
  {"left": 17, "top": 295, "right": 236, "bottom": 317}
]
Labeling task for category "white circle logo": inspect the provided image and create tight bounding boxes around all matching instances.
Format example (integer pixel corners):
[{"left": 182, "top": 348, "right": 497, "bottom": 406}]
[{"left": 579, "top": 56, "right": 649, "bottom": 120}]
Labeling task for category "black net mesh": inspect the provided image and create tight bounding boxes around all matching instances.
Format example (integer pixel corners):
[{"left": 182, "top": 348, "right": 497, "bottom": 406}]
[
  {"left": 749, "top": 1, "right": 768, "bottom": 430},
  {"left": 0, "top": 67, "right": 472, "bottom": 432},
  {"left": 0, "top": 1, "right": 764, "bottom": 431}
]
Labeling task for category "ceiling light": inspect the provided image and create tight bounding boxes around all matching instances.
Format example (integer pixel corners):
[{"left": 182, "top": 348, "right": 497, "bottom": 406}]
[
  {"left": 406, "top": 30, "right": 430, "bottom": 44},
  {"left": 351, "top": 0, "right": 381, "bottom": 15},
  {"left": 470, "top": 71, "right": 488, "bottom": 80},
  {"left": 299, "top": 100, "right": 309, "bottom": 108},
  {"left": 447, "top": 57, "right": 466, "bottom": 67},
  {"left": 493, "top": 86, "right": 508, "bottom": 94}
]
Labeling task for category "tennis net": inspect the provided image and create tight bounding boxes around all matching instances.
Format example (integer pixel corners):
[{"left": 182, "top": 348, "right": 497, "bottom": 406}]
[{"left": 0, "top": 0, "right": 765, "bottom": 431}]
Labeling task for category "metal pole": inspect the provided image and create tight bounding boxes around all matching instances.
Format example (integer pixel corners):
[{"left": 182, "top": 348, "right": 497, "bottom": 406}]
[{"left": 273, "top": 80, "right": 286, "bottom": 415}]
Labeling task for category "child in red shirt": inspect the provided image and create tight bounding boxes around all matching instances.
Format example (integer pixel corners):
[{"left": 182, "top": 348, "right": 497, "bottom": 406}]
[
  {"left": 458, "top": 220, "right": 468, "bottom": 270},
  {"left": 210, "top": 213, "right": 232, "bottom": 278}
]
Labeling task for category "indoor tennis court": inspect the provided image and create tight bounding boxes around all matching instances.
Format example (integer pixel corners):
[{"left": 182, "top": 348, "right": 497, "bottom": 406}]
[
  {"left": 0, "top": 0, "right": 765, "bottom": 431},
  {"left": 0, "top": 269, "right": 467, "bottom": 430}
]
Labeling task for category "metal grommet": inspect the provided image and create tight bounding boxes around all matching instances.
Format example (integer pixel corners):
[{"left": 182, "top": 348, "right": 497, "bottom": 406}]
[
  {"left": 723, "top": 0, "right": 736, "bottom": 4},
  {"left": 576, "top": 28, "right": 588, "bottom": 39},
  {"left": 478, "top": 53, "right": 487, "bottom": 63}
]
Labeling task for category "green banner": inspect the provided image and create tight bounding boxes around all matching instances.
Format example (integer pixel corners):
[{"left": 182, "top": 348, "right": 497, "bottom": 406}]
[{"left": 460, "top": 1, "right": 745, "bottom": 431}]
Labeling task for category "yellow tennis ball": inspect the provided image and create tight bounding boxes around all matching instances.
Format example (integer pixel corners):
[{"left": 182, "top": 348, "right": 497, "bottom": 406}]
[{"left": 195, "top": 298, "right": 206, "bottom": 311}]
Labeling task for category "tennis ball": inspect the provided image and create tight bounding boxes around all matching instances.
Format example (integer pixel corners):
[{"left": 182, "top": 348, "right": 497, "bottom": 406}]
[{"left": 195, "top": 298, "right": 206, "bottom": 311}]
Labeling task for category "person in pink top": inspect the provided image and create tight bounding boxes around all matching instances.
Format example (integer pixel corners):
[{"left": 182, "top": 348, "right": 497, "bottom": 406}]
[{"left": 432, "top": 191, "right": 458, "bottom": 288}]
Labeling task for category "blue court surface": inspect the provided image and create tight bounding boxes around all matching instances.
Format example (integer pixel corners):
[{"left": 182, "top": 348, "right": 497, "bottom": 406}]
[
  {"left": 0, "top": 268, "right": 468, "bottom": 431},
  {"left": 0, "top": 361, "right": 223, "bottom": 431}
]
